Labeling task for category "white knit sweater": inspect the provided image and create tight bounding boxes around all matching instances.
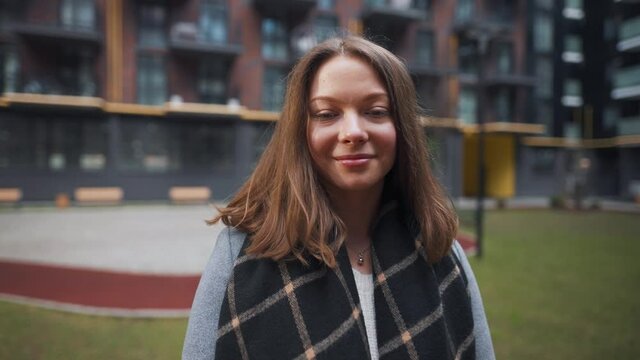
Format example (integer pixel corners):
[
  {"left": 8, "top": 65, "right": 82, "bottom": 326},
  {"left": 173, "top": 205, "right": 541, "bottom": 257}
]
[{"left": 352, "top": 268, "right": 379, "bottom": 360}]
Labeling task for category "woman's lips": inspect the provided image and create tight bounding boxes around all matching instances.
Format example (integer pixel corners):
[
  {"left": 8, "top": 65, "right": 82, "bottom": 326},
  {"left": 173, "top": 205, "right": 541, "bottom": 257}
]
[{"left": 335, "top": 154, "right": 374, "bottom": 167}]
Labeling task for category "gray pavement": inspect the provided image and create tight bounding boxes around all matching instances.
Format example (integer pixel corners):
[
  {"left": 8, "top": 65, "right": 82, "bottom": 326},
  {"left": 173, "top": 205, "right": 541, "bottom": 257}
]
[{"left": 0, "top": 205, "right": 225, "bottom": 275}]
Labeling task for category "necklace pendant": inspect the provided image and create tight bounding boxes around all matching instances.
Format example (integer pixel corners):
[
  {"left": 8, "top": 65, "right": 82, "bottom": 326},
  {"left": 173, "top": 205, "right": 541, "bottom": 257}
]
[{"left": 357, "top": 254, "right": 364, "bottom": 266}]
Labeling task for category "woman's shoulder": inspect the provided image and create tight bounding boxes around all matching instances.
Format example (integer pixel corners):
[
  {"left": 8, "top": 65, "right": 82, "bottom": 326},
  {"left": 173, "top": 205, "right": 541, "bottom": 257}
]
[{"left": 213, "top": 226, "right": 247, "bottom": 264}]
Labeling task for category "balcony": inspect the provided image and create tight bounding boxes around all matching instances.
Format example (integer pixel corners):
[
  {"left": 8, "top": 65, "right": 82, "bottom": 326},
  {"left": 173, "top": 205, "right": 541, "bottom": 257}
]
[
  {"left": 617, "top": 16, "right": 640, "bottom": 52},
  {"left": 169, "top": 22, "right": 243, "bottom": 60},
  {"left": 13, "top": 0, "right": 101, "bottom": 47},
  {"left": 454, "top": 3, "right": 513, "bottom": 35},
  {"left": 612, "top": 64, "right": 640, "bottom": 100},
  {"left": 251, "top": 0, "right": 316, "bottom": 23},
  {"left": 13, "top": 22, "right": 101, "bottom": 47}
]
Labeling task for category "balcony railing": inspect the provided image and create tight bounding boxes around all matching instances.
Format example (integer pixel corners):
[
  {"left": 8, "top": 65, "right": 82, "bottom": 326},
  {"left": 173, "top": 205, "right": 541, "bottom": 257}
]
[
  {"left": 618, "top": 16, "right": 640, "bottom": 51},
  {"left": 169, "top": 21, "right": 243, "bottom": 58}
]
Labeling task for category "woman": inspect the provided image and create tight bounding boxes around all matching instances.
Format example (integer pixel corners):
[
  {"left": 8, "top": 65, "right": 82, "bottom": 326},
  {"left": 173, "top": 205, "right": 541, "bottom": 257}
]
[{"left": 183, "top": 36, "right": 494, "bottom": 360}]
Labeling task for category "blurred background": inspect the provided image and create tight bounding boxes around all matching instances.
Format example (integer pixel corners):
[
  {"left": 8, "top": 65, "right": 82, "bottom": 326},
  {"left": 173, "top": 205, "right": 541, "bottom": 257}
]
[{"left": 0, "top": 0, "right": 639, "bottom": 359}]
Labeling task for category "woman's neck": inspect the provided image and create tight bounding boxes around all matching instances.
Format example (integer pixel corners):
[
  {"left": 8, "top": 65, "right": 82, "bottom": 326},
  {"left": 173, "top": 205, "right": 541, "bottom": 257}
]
[{"left": 328, "top": 183, "right": 383, "bottom": 247}]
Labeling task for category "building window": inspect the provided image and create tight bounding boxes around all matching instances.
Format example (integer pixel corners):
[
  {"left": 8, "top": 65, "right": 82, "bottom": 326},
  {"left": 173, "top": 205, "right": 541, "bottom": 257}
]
[
  {"left": 563, "top": 0, "right": 584, "bottom": 20},
  {"left": 458, "top": 37, "right": 478, "bottom": 75},
  {"left": 494, "top": 88, "right": 512, "bottom": 122},
  {"left": 0, "top": 116, "right": 108, "bottom": 172},
  {"left": 455, "top": 0, "right": 474, "bottom": 23},
  {"left": 562, "top": 35, "right": 583, "bottom": 63},
  {"left": 315, "top": 15, "right": 338, "bottom": 43},
  {"left": 0, "top": 45, "right": 19, "bottom": 93},
  {"left": 535, "top": 57, "right": 553, "bottom": 98},
  {"left": 458, "top": 87, "right": 477, "bottom": 124},
  {"left": 495, "top": 42, "right": 513, "bottom": 74},
  {"left": 535, "top": 0, "right": 553, "bottom": 10},
  {"left": 534, "top": 13, "right": 553, "bottom": 53},
  {"left": 262, "top": 18, "right": 288, "bottom": 61},
  {"left": 199, "top": 61, "right": 226, "bottom": 104},
  {"left": 562, "top": 79, "right": 583, "bottom": 107},
  {"left": 263, "top": 67, "right": 286, "bottom": 111},
  {"left": 119, "top": 120, "right": 179, "bottom": 173},
  {"left": 415, "top": 30, "right": 434, "bottom": 66},
  {"left": 60, "top": 0, "right": 95, "bottom": 30},
  {"left": 489, "top": 0, "right": 515, "bottom": 25},
  {"left": 138, "top": 3, "right": 166, "bottom": 48},
  {"left": 318, "top": 0, "right": 335, "bottom": 10},
  {"left": 137, "top": 55, "right": 166, "bottom": 105},
  {"left": 199, "top": 0, "right": 227, "bottom": 44},
  {"left": 536, "top": 101, "right": 553, "bottom": 135},
  {"left": 179, "top": 121, "right": 235, "bottom": 171}
]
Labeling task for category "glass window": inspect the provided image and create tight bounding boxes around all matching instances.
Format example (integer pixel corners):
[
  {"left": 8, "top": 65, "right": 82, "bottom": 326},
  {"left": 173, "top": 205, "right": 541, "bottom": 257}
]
[
  {"left": 562, "top": 34, "right": 583, "bottom": 62},
  {"left": 318, "top": 0, "right": 335, "bottom": 10},
  {"left": 0, "top": 115, "right": 107, "bottom": 172},
  {"left": 565, "top": 0, "right": 582, "bottom": 10},
  {"left": 535, "top": 0, "right": 553, "bottom": 10},
  {"left": 535, "top": 57, "right": 553, "bottom": 98},
  {"left": 179, "top": 121, "right": 235, "bottom": 171},
  {"left": 262, "top": 67, "right": 286, "bottom": 111},
  {"left": 262, "top": 18, "right": 288, "bottom": 61},
  {"left": 119, "top": 120, "right": 179, "bottom": 173},
  {"left": 536, "top": 101, "right": 553, "bottom": 135},
  {"left": 138, "top": 3, "right": 166, "bottom": 48},
  {"left": 199, "top": 61, "right": 226, "bottom": 104},
  {"left": 199, "top": 0, "right": 227, "bottom": 44},
  {"left": 60, "top": 0, "right": 96, "bottom": 30},
  {"left": 458, "top": 37, "right": 478, "bottom": 75},
  {"left": 455, "top": 0, "right": 474, "bottom": 23},
  {"left": 0, "top": 45, "right": 19, "bottom": 93},
  {"left": 534, "top": 13, "right": 553, "bottom": 52},
  {"left": 137, "top": 55, "right": 166, "bottom": 105},
  {"left": 494, "top": 88, "right": 511, "bottom": 122},
  {"left": 315, "top": 15, "right": 338, "bottom": 43},
  {"left": 416, "top": 30, "right": 434, "bottom": 66},
  {"left": 532, "top": 148, "right": 555, "bottom": 173},
  {"left": 564, "top": 79, "right": 582, "bottom": 97},
  {"left": 496, "top": 42, "right": 513, "bottom": 74},
  {"left": 562, "top": 79, "right": 582, "bottom": 107},
  {"left": 458, "top": 87, "right": 477, "bottom": 124}
]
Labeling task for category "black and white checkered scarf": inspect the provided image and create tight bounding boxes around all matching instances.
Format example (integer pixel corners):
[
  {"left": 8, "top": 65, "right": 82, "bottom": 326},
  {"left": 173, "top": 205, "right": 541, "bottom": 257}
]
[{"left": 215, "top": 202, "right": 475, "bottom": 359}]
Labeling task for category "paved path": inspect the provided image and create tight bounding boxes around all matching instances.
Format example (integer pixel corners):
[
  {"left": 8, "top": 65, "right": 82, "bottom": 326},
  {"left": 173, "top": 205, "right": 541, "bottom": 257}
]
[{"left": 0, "top": 205, "right": 476, "bottom": 317}]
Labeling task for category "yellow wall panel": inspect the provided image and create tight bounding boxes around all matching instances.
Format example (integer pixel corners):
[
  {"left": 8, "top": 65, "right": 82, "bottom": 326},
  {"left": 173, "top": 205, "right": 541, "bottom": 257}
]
[{"left": 463, "top": 134, "right": 515, "bottom": 198}]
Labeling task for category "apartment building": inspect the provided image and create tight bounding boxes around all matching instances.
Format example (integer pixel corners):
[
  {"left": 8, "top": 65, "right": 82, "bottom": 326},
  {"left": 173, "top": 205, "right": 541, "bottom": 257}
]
[{"left": 0, "top": 0, "right": 547, "bottom": 201}]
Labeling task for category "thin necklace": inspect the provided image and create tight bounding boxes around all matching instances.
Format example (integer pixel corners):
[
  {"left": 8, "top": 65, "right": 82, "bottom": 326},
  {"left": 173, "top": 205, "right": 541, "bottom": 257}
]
[{"left": 354, "top": 246, "right": 370, "bottom": 266}]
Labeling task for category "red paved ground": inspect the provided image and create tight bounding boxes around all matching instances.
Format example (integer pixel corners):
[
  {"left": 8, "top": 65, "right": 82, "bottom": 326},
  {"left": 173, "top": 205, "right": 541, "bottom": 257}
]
[
  {"left": 0, "top": 236, "right": 476, "bottom": 311},
  {"left": 0, "top": 261, "right": 200, "bottom": 310}
]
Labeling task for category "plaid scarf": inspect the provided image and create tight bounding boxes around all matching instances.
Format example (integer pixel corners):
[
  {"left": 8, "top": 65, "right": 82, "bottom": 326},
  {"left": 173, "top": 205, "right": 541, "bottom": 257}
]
[{"left": 215, "top": 202, "right": 475, "bottom": 359}]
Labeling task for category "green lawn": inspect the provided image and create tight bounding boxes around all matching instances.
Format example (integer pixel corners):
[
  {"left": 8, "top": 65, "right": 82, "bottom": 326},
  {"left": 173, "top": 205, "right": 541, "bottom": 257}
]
[
  {"left": 469, "top": 210, "right": 640, "bottom": 359},
  {"left": 1, "top": 210, "right": 639, "bottom": 359}
]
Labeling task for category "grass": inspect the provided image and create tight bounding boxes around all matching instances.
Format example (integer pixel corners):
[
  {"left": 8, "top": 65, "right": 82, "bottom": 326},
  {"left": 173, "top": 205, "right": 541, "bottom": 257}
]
[
  {"left": 0, "top": 303, "right": 187, "bottom": 360},
  {"left": 0, "top": 210, "right": 638, "bottom": 359},
  {"left": 469, "top": 210, "right": 640, "bottom": 359}
]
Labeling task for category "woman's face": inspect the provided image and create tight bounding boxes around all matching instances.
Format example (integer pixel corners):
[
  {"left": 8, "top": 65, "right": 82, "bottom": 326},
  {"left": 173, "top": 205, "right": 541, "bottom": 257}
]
[{"left": 307, "top": 55, "right": 396, "bottom": 195}]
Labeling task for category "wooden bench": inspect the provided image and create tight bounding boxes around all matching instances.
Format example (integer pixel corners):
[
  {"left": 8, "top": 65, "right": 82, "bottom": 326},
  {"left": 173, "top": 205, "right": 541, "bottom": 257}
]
[
  {"left": 74, "top": 187, "right": 124, "bottom": 205},
  {"left": 0, "top": 188, "right": 22, "bottom": 206},
  {"left": 169, "top": 186, "right": 211, "bottom": 204}
]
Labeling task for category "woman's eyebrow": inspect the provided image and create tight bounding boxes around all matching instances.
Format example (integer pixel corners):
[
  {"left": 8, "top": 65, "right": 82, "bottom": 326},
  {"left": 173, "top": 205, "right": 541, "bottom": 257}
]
[{"left": 309, "top": 92, "right": 389, "bottom": 103}]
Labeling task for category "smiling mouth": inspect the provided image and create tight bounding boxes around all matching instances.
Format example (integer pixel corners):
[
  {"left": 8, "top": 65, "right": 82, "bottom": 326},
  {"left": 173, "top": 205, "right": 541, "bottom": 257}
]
[{"left": 335, "top": 154, "right": 374, "bottom": 167}]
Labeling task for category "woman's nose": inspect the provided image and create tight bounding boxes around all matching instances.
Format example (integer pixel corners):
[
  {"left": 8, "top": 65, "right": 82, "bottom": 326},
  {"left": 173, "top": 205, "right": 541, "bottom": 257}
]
[{"left": 338, "top": 112, "right": 368, "bottom": 144}]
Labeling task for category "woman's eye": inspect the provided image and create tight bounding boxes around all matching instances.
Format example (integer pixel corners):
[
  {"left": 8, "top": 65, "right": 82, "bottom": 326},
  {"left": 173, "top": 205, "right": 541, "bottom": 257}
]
[
  {"left": 366, "top": 108, "right": 390, "bottom": 118},
  {"left": 311, "top": 111, "right": 338, "bottom": 120}
]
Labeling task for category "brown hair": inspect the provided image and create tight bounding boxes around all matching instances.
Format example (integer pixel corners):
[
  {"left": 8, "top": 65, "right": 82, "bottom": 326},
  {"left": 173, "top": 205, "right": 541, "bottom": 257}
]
[{"left": 211, "top": 36, "right": 457, "bottom": 266}]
